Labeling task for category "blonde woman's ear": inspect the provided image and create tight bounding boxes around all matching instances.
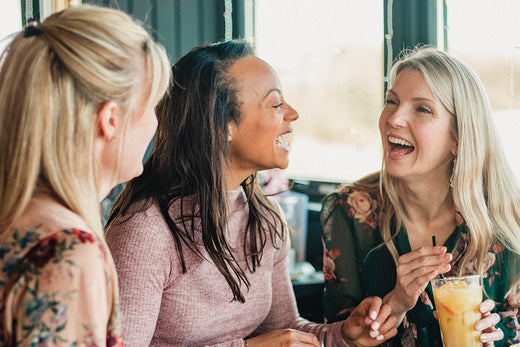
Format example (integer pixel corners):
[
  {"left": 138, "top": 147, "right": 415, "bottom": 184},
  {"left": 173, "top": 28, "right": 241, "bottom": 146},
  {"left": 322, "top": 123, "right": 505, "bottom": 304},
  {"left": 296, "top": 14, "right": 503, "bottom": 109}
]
[
  {"left": 97, "top": 101, "right": 121, "bottom": 141},
  {"left": 451, "top": 142, "right": 458, "bottom": 156}
]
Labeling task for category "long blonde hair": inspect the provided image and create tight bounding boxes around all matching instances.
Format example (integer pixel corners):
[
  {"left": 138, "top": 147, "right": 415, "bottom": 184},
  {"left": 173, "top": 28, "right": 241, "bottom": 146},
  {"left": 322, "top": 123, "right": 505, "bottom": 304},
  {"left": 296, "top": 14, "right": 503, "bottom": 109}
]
[
  {"left": 371, "top": 47, "right": 520, "bottom": 277},
  {"left": 0, "top": 5, "right": 170, "bottom": 238}
]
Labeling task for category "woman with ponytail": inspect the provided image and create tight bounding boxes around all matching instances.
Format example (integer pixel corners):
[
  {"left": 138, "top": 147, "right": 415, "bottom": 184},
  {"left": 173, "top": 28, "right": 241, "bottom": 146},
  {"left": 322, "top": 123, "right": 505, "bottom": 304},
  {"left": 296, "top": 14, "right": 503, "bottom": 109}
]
[{"left": 0, "top": 5, "right": 170, "bottom": 345}]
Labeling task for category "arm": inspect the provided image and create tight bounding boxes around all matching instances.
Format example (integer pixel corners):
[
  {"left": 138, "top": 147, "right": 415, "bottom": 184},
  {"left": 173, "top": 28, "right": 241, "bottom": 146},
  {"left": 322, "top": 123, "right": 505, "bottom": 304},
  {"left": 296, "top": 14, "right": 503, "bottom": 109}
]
[
  {"left": 249, "top": 200, "right": 394, "bottom": 347},
  {"left": 105, "top": 211, "right": 174, "bottom": 346},
  {"left": 321, "top": 198, "right": 365, "bottom": 322},
  {"left": 10, "top": 232, "right": 121, "bottom": 346},
  {"left": 477, "top": 253, "right": 520, "bottom": 346}
]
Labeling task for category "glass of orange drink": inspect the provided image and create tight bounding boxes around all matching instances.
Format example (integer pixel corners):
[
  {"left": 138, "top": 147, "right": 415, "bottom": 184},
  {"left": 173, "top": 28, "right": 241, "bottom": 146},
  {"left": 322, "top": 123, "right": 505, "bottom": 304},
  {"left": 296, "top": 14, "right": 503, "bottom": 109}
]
[{"left": 431, "top": 275, "right": 482, "bottom": 347}]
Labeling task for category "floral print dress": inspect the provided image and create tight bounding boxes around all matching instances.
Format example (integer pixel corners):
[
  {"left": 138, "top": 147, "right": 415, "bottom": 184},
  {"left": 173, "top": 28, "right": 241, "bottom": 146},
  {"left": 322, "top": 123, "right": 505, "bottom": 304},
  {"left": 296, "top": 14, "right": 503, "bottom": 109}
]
[
  {"left": 0, "top": 216, "right": 122, "bottom": 346},
  {"left": 321, "top": 183, "right": 520, "bottom": 347}
]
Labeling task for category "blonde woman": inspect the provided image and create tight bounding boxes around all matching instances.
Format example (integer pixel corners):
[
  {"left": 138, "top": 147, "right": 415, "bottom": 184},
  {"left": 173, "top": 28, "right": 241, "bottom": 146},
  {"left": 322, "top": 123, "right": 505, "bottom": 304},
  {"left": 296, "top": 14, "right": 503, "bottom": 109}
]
[
  {"left": 321, "top": 47, "right": 520, "bottom": 346},
  {"left": 0, "top": 5, "right": 170, "bottom": 346}
]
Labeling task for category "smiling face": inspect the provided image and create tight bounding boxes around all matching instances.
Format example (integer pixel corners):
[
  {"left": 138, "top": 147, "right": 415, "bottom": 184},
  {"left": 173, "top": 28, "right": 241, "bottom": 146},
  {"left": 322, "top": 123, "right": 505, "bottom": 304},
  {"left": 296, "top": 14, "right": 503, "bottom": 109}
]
[
  {"left": 379, "top": 68, "right": 458, "bottom": 183},
  {"left": 227, "top": 56, "right": 298, "bottom": 185}
]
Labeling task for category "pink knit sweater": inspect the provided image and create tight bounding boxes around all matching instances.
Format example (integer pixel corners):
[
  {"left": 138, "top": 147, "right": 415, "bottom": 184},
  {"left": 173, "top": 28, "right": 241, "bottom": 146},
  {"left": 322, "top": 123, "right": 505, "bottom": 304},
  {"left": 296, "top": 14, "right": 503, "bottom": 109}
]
[{"left": 105, "top": 187, "right": 348, "bottom": 346}]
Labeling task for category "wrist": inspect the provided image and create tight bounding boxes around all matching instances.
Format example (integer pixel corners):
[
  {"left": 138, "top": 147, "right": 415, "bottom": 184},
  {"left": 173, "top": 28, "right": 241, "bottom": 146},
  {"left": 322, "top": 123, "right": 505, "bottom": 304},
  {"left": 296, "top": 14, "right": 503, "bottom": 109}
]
[
  {"left": 383, "top": 292, "right": 406, "bottom": 327},
  {"left": 341, "top": 320, "right": 364, "bottom": 347},
  {"left": 383, "top": 291, "right": 405, "bottom": 317}
]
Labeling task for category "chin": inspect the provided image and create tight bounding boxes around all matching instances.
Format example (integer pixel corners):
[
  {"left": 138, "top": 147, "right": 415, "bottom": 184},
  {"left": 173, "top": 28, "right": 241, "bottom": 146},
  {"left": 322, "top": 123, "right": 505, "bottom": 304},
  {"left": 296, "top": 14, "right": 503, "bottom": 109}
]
[
  {"left": 120, "top": 166, "right": 144, "bottom": 184},
  {"left": 277, "top": 161, "right": 289, "bottom": 170}
]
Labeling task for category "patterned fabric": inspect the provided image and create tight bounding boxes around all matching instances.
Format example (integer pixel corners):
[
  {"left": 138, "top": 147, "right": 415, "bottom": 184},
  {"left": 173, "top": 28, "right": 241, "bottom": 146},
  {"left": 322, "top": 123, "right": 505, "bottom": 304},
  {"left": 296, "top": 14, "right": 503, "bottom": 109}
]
[
  {"left": 321, "top": 182, "right": 520, "bottom": 347},
  {"left": 0, "top": 225, "right": 122, "bottom": 346}
]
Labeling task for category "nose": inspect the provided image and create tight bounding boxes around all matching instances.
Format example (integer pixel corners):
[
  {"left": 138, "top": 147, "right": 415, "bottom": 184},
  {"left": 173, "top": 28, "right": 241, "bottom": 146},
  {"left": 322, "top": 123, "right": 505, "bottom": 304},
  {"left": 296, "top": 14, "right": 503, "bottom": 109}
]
[
  {"left": 383, "top": 106, "right": 407, "bottom": 128},
  {"left": 284, "top": 103, "right": 299, "bottom": 122}
]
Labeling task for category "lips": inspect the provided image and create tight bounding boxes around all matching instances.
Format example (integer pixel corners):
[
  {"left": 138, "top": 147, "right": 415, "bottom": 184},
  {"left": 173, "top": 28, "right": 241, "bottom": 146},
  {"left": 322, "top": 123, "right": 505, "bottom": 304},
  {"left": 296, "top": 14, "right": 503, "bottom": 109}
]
[{"left": 388, "top": 135, "right": 414, "bottom": 156}]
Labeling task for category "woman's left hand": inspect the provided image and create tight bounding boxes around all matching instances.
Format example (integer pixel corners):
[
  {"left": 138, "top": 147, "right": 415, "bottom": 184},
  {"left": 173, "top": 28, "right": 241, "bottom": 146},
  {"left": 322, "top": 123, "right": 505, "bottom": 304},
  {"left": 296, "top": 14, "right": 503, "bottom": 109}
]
[
  {"left": 342, "top": 296, "right": 398, "bottom": 346},
  {"left": 475, "top": 299, "right": 504, "bottom": 346}
]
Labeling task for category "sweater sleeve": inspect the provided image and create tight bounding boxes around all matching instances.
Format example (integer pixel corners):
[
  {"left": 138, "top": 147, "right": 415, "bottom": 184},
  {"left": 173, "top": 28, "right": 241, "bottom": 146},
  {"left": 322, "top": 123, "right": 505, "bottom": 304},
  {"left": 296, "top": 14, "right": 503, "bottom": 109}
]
[{"left": 105, "top": 209, "right": 174, "bottom": 346}]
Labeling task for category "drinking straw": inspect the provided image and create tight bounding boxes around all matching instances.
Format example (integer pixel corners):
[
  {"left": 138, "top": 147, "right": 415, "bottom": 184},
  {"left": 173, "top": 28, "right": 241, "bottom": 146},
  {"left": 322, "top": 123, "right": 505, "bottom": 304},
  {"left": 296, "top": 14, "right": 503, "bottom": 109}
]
[{"left": 432, "top": 236, "right": 446, "bottom": 279}]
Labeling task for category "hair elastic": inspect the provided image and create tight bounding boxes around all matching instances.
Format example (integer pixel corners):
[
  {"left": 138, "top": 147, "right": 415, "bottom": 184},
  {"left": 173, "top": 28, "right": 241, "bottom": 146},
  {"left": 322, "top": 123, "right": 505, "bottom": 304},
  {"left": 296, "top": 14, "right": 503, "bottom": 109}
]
[{"left": 24, "top": 18, "right": 42, "bottom": 38}]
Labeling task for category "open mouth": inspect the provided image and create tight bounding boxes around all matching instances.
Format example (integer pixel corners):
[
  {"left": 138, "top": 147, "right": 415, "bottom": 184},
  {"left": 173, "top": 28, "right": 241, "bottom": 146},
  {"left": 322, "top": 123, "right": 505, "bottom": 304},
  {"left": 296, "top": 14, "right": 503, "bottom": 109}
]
[
  {"left": 388, "top": 135, "right": 414, "bottom": 155},
  {"left": 275, "top": 132, "right": 292, "bottom": 151}
]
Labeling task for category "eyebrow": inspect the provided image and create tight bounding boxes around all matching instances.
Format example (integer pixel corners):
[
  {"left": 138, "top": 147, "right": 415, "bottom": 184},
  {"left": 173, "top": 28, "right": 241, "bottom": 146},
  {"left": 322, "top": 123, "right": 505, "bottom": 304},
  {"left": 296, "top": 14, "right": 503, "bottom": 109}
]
[
  {"left": 263, "top": 88, "right": 282, "bottom": 100},
  {"left": 386, "top": 89, "right": 434, "bottom": 103}
]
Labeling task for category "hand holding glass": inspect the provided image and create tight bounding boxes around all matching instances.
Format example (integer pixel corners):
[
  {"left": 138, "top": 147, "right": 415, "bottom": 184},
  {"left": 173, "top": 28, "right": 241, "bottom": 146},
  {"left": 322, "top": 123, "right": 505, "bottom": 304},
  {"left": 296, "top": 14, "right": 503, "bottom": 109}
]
[{"left": 431, "top": 275, "right": 482, "bottom": 347}]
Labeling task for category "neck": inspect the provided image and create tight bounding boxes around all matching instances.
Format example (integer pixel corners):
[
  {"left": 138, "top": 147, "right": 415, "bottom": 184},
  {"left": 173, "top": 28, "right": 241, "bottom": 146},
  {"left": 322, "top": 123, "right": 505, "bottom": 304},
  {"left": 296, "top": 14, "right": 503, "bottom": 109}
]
[
  {"left": 398, "top": 176, "right": 453, "bottom": 223},
  {"left": 225, "top": 165, "right": 253, "bottom": 191},
  {"left": 397, "top": 177, "right": 457, "bottom": 248}
]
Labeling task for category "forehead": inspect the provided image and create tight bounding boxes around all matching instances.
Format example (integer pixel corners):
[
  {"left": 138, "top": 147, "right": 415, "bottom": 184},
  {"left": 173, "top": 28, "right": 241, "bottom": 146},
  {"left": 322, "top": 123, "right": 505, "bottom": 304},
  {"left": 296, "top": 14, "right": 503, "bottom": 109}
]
[
  {"left": 228, "top": 56, "right": 281, "bottom": 98},
  {"left": 391, "top": 68, "right": 435, "bottom": 97}
]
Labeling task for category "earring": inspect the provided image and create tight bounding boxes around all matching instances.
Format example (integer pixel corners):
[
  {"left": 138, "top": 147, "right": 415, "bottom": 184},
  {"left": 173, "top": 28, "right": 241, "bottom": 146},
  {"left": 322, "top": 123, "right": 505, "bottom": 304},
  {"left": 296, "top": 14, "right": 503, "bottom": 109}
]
[
  {"left": 227, "top": 135, "right": 232, "bottom": 141},
  {"left": 450, "top": 156, "right": 457, "bottom": 188}
]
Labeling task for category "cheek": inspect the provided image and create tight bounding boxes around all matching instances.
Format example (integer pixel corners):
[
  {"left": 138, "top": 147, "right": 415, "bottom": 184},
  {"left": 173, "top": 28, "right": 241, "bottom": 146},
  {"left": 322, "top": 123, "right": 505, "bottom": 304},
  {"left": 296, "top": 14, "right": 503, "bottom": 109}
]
[
  {"left": 378, "top": 111, "right": 387, "bottom": 129},
  {"left": 378, "top": 115, "right": 386, "bottom": 138},
  {"left": 148, "top": 117, "right": 158, "bottom": 139}
]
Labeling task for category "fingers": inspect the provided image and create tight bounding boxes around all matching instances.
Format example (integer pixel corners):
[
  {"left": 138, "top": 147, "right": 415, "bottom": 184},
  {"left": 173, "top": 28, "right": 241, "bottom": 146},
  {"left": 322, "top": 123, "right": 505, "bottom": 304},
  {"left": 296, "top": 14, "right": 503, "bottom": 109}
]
[
  {"left": 248, "top": 329, "right": 320, "bottom": 347},
  {"left": 475, "top": 312, "right": 500, "bottom": 331},
  {"left": 479, "top": 299, "right": 495, "bottom": 314},
  {"left": 480, "top": 327, "right": 504, "bottom": 345},
  {"left": 475, "top": 310, "right": 503, "bottom": 345},
  {"left": 362, "top": 296, "right": 382, "bottom": 325},
  {"left": 366, "top": 303, "right": 396, "bottom": 342},
  {"left": 409, "top": 263, "right": 450, "bottom": 280},
  {"left": 377, "top": 326, "right": 398, "bottom": 343},
  {"left": 395, "top": 247, "right": 452, "bottom": 295},
  {"left": 397, "top": 251, "right": 452, "bottom": 280},
  {"left": 372, "top": 304, "right": 397, "bottom": 335},
  {"left": 279, "top": 329, "right": 320, "bottom": 346},
  {"left": 398, "top": 246, "right": 447, "bottom": 263}
]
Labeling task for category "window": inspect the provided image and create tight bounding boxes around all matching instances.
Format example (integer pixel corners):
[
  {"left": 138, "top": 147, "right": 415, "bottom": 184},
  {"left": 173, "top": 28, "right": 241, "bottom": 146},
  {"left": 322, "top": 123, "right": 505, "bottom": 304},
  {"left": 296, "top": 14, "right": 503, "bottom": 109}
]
[
  {"left": 447, "top": 0, "right": 520, "bottom": 180},
  {"left": 255, "top": 0, "right": 384, "bottom": 183},
  {"left": 0, "top": 0, "right": 21, "bottom": 52}
]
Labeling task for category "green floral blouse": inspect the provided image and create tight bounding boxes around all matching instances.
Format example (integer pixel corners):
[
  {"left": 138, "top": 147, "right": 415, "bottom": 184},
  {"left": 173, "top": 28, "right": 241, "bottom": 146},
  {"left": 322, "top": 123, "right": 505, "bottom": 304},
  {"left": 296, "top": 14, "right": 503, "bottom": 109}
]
[
  {"left": 321, "top": 183, "right": 520, "bottom": 346},
  {"left": 0, "top": 225, "right": 122, "bottom": 346}
]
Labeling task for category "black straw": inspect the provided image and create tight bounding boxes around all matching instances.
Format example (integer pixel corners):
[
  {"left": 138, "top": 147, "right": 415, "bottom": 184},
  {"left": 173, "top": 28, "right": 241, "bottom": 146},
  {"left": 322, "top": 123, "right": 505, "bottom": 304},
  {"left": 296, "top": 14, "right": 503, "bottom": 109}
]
[{"left": 432, "top": 236, "right": 446, "bottom": 279}]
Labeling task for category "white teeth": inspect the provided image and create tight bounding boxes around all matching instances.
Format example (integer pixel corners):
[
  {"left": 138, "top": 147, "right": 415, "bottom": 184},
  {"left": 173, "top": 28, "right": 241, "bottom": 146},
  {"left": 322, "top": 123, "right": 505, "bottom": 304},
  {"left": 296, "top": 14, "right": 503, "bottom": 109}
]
[
  {"left": 276, "top": 132, "right": 292, "bottom": 150},
  {"left": 388, "top": 136, "right": 413, "bottom": 147}
]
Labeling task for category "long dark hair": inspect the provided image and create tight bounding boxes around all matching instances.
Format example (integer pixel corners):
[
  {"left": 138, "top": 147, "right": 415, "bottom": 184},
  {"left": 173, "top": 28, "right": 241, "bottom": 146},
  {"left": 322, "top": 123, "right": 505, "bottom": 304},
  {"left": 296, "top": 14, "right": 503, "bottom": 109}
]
[{"left": 107, "top": 40, "right": 286, "bottom": 302}]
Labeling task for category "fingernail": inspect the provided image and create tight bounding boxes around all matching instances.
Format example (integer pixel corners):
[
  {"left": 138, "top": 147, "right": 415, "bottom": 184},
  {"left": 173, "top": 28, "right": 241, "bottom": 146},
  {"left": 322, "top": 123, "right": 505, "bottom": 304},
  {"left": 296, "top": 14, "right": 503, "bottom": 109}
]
[
  {"left": 372, "top": 322, "right": 380, "bottom": 330},
  {"left": 481, "top": 335, "right": 489, "bottom": 343},
  {"left": 377, "top": 335, "right": 384, "bottom": 341},
  {"left": 369, "top": 330, "right": 379, "bottom": 338},
  {"left": 475, "top": 322, "right": 483, "bottom": 331},
  {"left": 480, "top": 301, "right": 493, "bottom": 312},
  {"left": 444, "top": 253, "right": 452, "bottom": 261},
  {"left": 370, "top": 311, "right": 377, "bottom": 320}
]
